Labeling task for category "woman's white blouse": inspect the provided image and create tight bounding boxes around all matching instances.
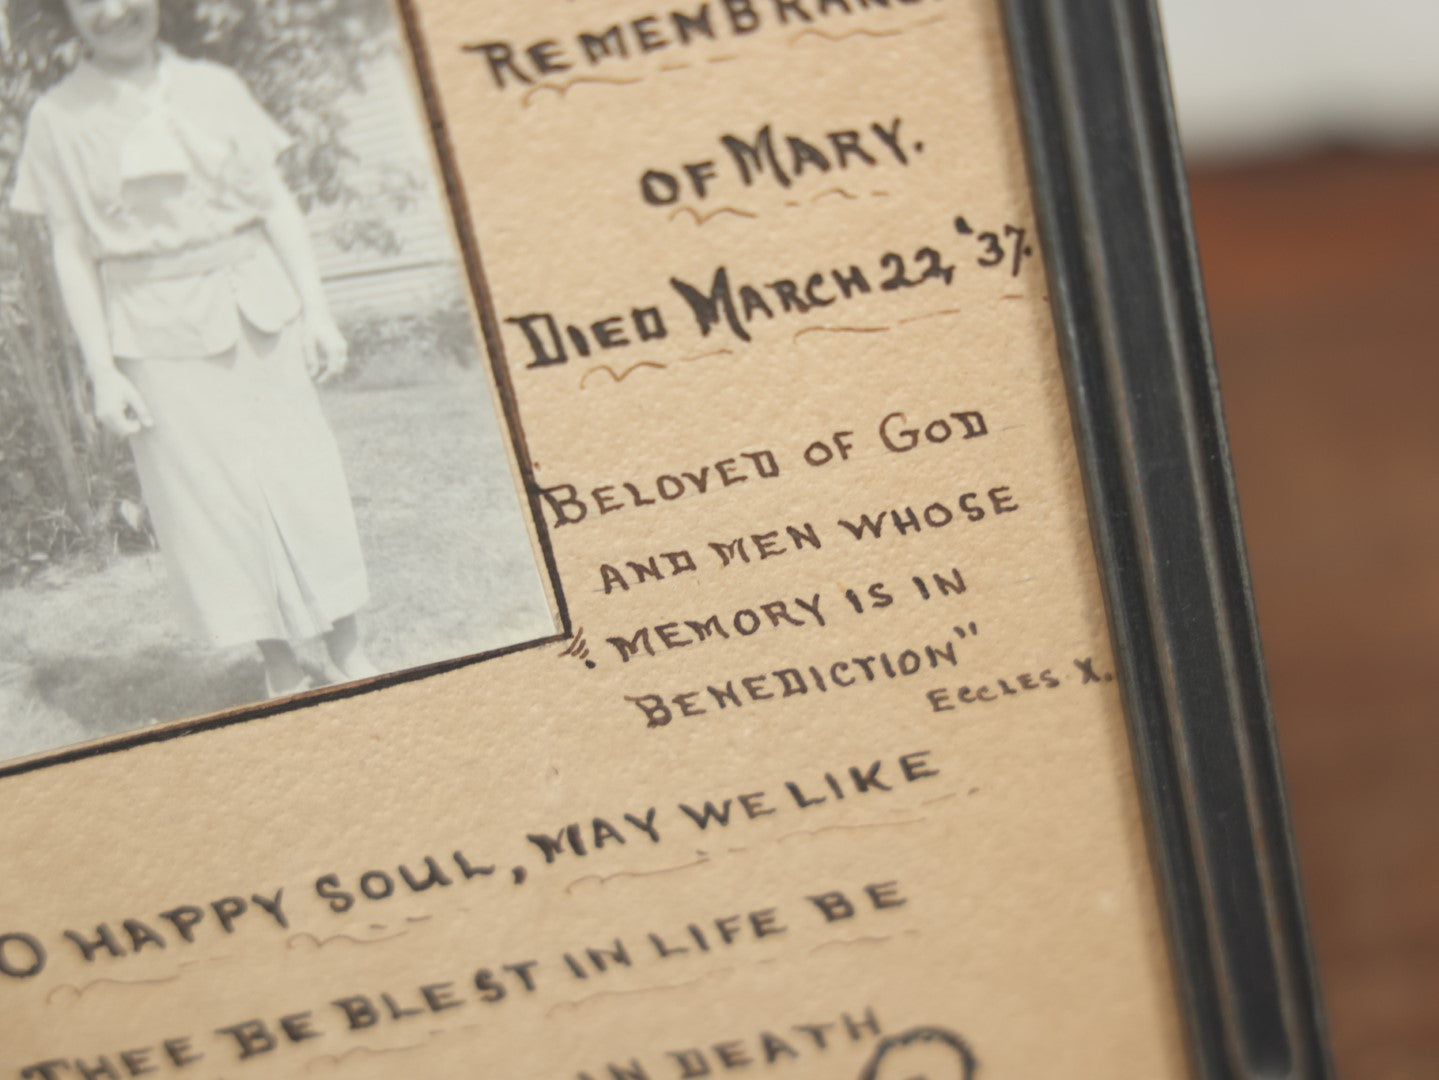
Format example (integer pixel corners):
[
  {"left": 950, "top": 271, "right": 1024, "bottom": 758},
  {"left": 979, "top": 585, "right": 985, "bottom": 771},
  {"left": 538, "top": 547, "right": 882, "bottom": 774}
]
[{"left": 9, "top": 47, "right": 302, "bottom": 359}]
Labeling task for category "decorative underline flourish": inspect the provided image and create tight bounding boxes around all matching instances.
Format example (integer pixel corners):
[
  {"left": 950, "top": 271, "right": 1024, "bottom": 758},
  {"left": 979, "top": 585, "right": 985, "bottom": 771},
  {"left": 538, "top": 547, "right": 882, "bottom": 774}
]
[
  {"left": 792, "top": 324, "right": 892, "bottom": 343},
  {"left": 47, "top": 972, "right": 180, "bottom": 1005},
  {"left": 565, "top": 855, "right": 712, "bottom": 894},
  {"left": 578, "top": 360, "right": 667, "bottom": 389},
  {"left": 546, "top": 971, "right": 728, "bottom": 1017},
  {"left": 791, "top": 26, "right": 905, "bottom": 45},
  {"left": 304, "top": 1040, "right": 432, "bottom": 1072},
  {"left": 897, "top": 307, "right": 963, "bottom": 325},
  {"left": 520, "top": 74, "right": 644, "bottom": 108},
  {"left": 776, "top": 817, "right": 925, "bottom": 844},
  {"left": 286, "top": 928, "right": 409, "bottom": 951},
  {"left": 790, "top": 12, "right": 948, "bottom": 48},
  {"left": 669, "top": 204, "right": 759, "bottom": 226}
]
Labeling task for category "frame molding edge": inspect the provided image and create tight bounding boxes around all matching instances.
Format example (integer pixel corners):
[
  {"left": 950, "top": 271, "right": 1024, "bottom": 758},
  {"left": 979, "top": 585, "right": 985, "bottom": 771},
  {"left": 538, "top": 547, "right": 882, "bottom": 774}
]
[{"left": 1000, "top": 2, "right": 1335, "bottom": 1077}]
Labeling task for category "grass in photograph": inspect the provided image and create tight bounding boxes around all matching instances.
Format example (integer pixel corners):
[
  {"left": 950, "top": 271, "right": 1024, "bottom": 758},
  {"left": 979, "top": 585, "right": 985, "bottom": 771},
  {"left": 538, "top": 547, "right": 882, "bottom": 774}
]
[{"left": 0, "top": 370, "right": 553, "bottom": 764}]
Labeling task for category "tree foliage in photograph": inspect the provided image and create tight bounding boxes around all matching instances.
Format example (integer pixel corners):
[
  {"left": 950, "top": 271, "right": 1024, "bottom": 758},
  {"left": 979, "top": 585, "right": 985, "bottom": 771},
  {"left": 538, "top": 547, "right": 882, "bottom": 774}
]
[{"left": 0, "top": 0, "right": 401, "bottom": 582}]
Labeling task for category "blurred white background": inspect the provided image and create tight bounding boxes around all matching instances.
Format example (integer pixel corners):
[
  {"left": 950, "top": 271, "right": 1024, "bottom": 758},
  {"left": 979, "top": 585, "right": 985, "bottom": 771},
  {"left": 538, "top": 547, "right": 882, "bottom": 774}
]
[{"left": 1158, "top": 0, "right": 1439, "bottom": 159}]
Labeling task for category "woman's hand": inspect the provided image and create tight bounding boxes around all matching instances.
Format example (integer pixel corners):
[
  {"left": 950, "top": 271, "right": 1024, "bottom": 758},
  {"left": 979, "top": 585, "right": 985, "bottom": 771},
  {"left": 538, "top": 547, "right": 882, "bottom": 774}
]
[
  {"left": 303, "top": 312, "right": 350, "bottom": 385},
  {"left": 90, "top": 368, "right": 154, "bottom": 437}
]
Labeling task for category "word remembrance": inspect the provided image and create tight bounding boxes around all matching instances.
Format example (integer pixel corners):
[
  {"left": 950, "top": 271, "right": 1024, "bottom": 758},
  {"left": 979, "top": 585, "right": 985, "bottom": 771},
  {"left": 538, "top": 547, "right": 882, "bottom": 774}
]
[{"left": 0, "top": 1, "right": 1328, "bottom": 1079}]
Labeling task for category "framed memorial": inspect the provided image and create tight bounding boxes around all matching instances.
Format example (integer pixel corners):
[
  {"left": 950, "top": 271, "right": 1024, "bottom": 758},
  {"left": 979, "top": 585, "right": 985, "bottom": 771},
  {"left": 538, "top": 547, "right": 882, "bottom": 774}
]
[{"left": 0, "top": 0, "right": 1332, "bottom": 1077}]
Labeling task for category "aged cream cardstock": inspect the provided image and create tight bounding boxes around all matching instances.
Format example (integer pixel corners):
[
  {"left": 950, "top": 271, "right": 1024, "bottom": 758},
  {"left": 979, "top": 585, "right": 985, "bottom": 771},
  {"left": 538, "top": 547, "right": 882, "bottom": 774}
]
[{"left": 0, "top": 1, "right": 1190, "bottom": 1076}]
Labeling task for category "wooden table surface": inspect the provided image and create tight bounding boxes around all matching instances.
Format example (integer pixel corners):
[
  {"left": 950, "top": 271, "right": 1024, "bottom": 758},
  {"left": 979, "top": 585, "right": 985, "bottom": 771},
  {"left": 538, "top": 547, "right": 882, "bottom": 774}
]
[{"left": 1189, "top": 151, "right": 1439, "bottom": 1078}]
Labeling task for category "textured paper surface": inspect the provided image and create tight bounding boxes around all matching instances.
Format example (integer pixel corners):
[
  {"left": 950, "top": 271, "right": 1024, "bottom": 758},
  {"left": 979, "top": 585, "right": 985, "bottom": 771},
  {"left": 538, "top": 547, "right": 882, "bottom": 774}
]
[{"left": 0, "top": 1, "right": 1190, "bottom": 1076}]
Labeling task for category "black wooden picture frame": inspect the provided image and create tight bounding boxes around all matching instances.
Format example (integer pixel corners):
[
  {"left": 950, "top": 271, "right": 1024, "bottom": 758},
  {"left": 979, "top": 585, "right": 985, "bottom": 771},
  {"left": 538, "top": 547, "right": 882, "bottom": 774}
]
[{"left": 1000, "top": 2, "right": 1333, "bottom": 1077}]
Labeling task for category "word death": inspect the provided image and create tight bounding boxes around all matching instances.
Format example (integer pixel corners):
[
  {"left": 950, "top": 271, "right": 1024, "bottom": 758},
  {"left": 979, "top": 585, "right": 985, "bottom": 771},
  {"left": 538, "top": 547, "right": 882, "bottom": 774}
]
[{"left": 578, "top": 1007, "right": 884, "bottom": 1079}]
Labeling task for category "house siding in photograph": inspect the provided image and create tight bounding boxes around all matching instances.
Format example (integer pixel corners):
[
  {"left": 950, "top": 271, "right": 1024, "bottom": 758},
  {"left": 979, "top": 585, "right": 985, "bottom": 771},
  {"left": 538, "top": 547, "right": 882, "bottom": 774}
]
[{"left": 311, "top": 47, "right": 467, "bottom": 318}]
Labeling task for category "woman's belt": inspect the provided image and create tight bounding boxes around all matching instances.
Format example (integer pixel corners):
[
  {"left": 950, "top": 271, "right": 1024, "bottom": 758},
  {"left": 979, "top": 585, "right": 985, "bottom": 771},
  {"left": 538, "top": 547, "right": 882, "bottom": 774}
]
[{"left": 101, "top": 225, "right": 265, "bottom": 286}]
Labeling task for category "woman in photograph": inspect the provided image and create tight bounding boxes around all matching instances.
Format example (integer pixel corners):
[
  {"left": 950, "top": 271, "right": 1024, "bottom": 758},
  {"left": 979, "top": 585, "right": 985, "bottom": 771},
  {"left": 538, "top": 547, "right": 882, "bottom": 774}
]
[{"left": 8, "top": 0, "right": 376, "bottom": 697}]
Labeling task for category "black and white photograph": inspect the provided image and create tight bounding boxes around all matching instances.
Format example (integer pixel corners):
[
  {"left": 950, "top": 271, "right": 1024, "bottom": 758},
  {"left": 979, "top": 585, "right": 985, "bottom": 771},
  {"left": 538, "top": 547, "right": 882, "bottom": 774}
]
[{"left": 0, "top": 0, "right": 559, "bottom": 767}]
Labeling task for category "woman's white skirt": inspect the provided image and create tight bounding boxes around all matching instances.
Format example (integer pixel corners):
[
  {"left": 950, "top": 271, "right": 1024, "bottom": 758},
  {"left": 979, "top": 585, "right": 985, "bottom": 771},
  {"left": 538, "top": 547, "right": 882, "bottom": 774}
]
[{"left": 120, "top": 319, "right": 369, "bottom": 647}]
